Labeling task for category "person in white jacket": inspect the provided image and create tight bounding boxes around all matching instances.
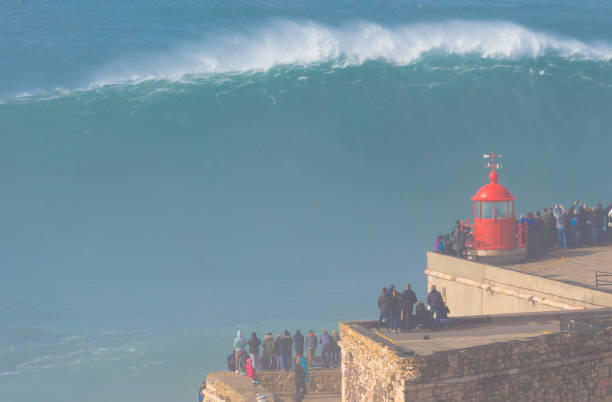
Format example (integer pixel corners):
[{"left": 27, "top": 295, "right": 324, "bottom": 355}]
[{"left": 234, "top": 330, "right": 247, "bottom": 374}]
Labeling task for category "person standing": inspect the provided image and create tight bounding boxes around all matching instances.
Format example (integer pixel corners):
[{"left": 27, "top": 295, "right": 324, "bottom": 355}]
[
  {"left": 535, "top": 211, "right": 546, "bottom": 257},
  {"left": 262, "top": 333, "right": 275, "bottom": 370},
  {"left": 246, "top": 357, "right": 258, "bottom": 385},
  {"left": 331, "top": 330, "right": 341, "bottom": 365},
  {"left": 274, "top": 334, "right": 283, "bottom": 371},
  {"left": 594, "top": 203, "right": 605, "bottom": 243},
  {"left": 294, "top": 357, "right": 308, "bottom": 402},
  {"left": 427, "top": 285, "right": 443, "bottom": 330},
  {"left": 542, "top": 207, "right": 555, "bottom": 248},
  {"left": 282, "top": 330, "right": 293, "bottom": 370},
  {"left": 319, "top": 329, "right": 333, "bottom": 367},
  {"left": 247, "top": 332, "right": 261, "bottom": 371},
  {"left": 401, "top": 283, "right": 417, "bottom": 331},
  {"left": 300, "top": 356, "right": 310, "bottom": 384},
  {"left": 293, "top": 330, "right": 305, "bottom": 359},
  {"left": 233, "top": 330, "right": 247, "bottom": 374},
  {"left": 526, "top": 212, "right": 536, "bottom": 259},
  {"left": 306, "top": 330, "right": 317, "bottom": 368},
  {"left": 553, "top": 205, "right": 568, "bottom": 250},
  {"left": 391, "top": 289, "right": 403, "bottom": 332},
  {"left": 414, "top": 301, "right": 427, "bottom": 328},
  {"left": 376, "top": 287, "right": 392, "bottom": 332}
]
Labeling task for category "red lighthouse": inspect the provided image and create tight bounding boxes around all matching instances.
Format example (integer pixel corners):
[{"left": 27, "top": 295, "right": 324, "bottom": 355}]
[{"left": 466, "top": 153, "right": 527, "bottom": 263}]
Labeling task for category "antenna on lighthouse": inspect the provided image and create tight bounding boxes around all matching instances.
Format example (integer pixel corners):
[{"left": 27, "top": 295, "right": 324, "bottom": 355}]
[{"left": 483, "top": 151, "right": 502, "bottom": 170}]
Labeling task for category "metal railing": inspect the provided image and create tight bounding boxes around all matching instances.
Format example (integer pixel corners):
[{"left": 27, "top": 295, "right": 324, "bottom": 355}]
[{"left": 595, "top": 271, "right": 612, "bottom": 288}]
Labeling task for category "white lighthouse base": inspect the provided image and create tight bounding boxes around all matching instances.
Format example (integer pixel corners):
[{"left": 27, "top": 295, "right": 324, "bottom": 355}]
[{"left": 467, "top": 247, "right": 527, "bottom": 265}]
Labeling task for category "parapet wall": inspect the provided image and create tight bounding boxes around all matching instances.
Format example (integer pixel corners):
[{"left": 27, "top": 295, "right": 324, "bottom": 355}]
[
  {"left": 203, "top": 369, "right": 340, "bottom": 401},
  {"left": 203, "top": 372, "right": 273, "bottom": 402},
  {"left": 426, "top": 252, "right": 612, "bottom": 316},
  {"left": 341, "top": 311, "right": 612, "bottom": 401},
  {"left": 257, "top": 369, "right": 341, "bottom": 394}
]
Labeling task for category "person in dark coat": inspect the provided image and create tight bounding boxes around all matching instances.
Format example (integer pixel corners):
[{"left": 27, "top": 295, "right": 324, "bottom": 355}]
[
  {"left": 227, "top": 351, "right": 236, "bottom": 372},
  {"left": 414, "top": 301, "right": 427, "bottom": 328},
  {"left": 427, "top": 285, "right": 444, "bottom": 330},
  {"left": 534, "top": 211, "right": 546, "bottom": 258},
  {"left": 526, "top": 212, "right": 536, "bottom": 259},
  {"left": 274, "top": 334, "right": 283, "bottom": 371},
  {"left": 439, "top": 303, "right": 452, "bottom": 329},
  {"left": 282, "top": 330, "right": 293, "bottom": 370},
  {"left": 293, "top": 330, "right": 305, "bottom": 359},
  {"left": 376, "top": 287, "right": 392, "bottom": 332},
  {"left": 593, "top": 204, "right": 604, "bottom": 243},
  {"left": 247, "top": 332, "right": 261, "bottom": 371},
  {"left": 401, "top": 283, "right": 417, "bottom": 331},
  {"left": 451, "top": 221, "right": 467, "bottom": 257},
  {"left": 294, "top": 357, "right": 308, "bottom": 402},
  {"left": 542, "top": 207, "right": 556, "bottom": 248}
]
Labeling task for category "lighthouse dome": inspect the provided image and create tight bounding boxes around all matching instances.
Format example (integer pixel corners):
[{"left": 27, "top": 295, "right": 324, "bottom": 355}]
[{"left": 470, "top": 169, "right": 515, "bottom": 201}]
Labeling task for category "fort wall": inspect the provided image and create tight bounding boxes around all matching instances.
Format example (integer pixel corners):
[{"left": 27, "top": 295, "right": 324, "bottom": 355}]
[{"left": 341, "top": 311, "right": 612, "bottom": 401}]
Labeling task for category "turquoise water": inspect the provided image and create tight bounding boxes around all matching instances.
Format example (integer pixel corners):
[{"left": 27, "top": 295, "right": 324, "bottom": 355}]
[{"left": 1, "top": 1, "right": 612, "bottom": 401}]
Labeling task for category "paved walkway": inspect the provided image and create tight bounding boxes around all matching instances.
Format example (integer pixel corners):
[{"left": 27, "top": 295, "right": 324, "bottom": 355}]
[{"left": 504, "top": 244, "right": 612, "bottom": 289}]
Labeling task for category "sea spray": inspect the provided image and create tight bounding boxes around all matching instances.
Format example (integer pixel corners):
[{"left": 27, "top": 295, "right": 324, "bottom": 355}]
[{"left": 89, "top": 20, "right": 612, "bottom": 89}]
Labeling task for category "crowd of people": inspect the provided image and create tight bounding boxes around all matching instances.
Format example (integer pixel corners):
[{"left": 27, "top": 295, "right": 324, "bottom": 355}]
[
  {"left": 376, "top": 283, "right": 451, "bottom": 332},
  {"left": 524, "top": 201, "right": 612, "bottom": 257},
  {"left": 436, "top": 201, "right": 612, "bottom": 260},
  {"left": 229, "top": 328, "right": 341, "bottom": 376}
]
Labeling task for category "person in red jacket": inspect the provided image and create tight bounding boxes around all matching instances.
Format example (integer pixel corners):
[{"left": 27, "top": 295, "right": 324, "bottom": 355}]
[{"left": 246, "top": 357, "right": 258, "bottom": 385}]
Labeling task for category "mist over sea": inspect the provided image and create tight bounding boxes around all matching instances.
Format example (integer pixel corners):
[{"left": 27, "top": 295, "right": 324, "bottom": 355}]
[{"left": 1, "top": 1, "right": 611, "bottom": 401}]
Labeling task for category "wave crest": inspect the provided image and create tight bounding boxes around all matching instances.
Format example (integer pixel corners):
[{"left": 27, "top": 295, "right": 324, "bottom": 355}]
[{"left": 92, "top": 19, "right": 612, "bottom": 87}]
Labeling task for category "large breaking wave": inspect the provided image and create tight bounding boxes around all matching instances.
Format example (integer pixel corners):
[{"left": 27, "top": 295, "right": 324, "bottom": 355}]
[{"left": 92, "top": 19, "right": 612, "bottom": 87}]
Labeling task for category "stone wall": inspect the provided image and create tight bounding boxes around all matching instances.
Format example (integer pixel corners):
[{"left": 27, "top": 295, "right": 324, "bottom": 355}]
[
  {"left": 403, "top": 327, "right": 612, "bottom": 401},
  {"left": 203, "top": 372, "right": 273, "bottom": 402},
  {"left": 340, "top": 321, "right": 417, "bottom": 402},
  {"left": 257, "top": 369, "right": 341, "bottom": 394},
  {"left": 341, "top": 313, "right": 612, "bottom": 401}
]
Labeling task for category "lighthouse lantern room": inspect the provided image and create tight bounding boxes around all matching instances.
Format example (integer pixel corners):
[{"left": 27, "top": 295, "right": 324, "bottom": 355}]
[{"left": 465, "top": 153, "right": 527, "bottom": 263}]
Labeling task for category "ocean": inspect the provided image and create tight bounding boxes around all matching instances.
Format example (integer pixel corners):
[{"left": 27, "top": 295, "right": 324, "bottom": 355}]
[{"left": 1, "top": 1, "right": 611, "bottom": 401}]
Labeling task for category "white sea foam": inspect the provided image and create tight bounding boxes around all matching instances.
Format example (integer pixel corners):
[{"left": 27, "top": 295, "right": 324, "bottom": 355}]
[
  {"left": 6, "top": 19, "right": 611, "bottom": 103},
  {"left": 2, "top": 344, "right": 141, "bottom": 376},
  {"left": 90, "top": 19, "right": 612, "bottom": 87}
]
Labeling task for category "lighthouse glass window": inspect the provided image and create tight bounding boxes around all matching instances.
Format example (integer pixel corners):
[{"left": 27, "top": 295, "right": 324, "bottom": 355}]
[
  {"left": 495, "top": 202, "right": 508, "bottom": 219},
  {"left": 480, "top": 202, "right": 494, "bottom": 219},
  {"left": 479, "top": 202, "right": 508, "bottom": 219}
]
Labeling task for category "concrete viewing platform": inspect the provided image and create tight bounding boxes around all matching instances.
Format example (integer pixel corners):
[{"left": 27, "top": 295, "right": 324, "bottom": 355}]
[
  {"left": 374, "top": 319, "right": 559, "bottom": 356},
  {"left": 426, "top": 244, "right": 612, "bottom": 317},
  {"left": 503, "top": 244, "right": 612, "bottom": 290},
  {"left": 345, "top": 309, "right": 612, "bottom": 358}
]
